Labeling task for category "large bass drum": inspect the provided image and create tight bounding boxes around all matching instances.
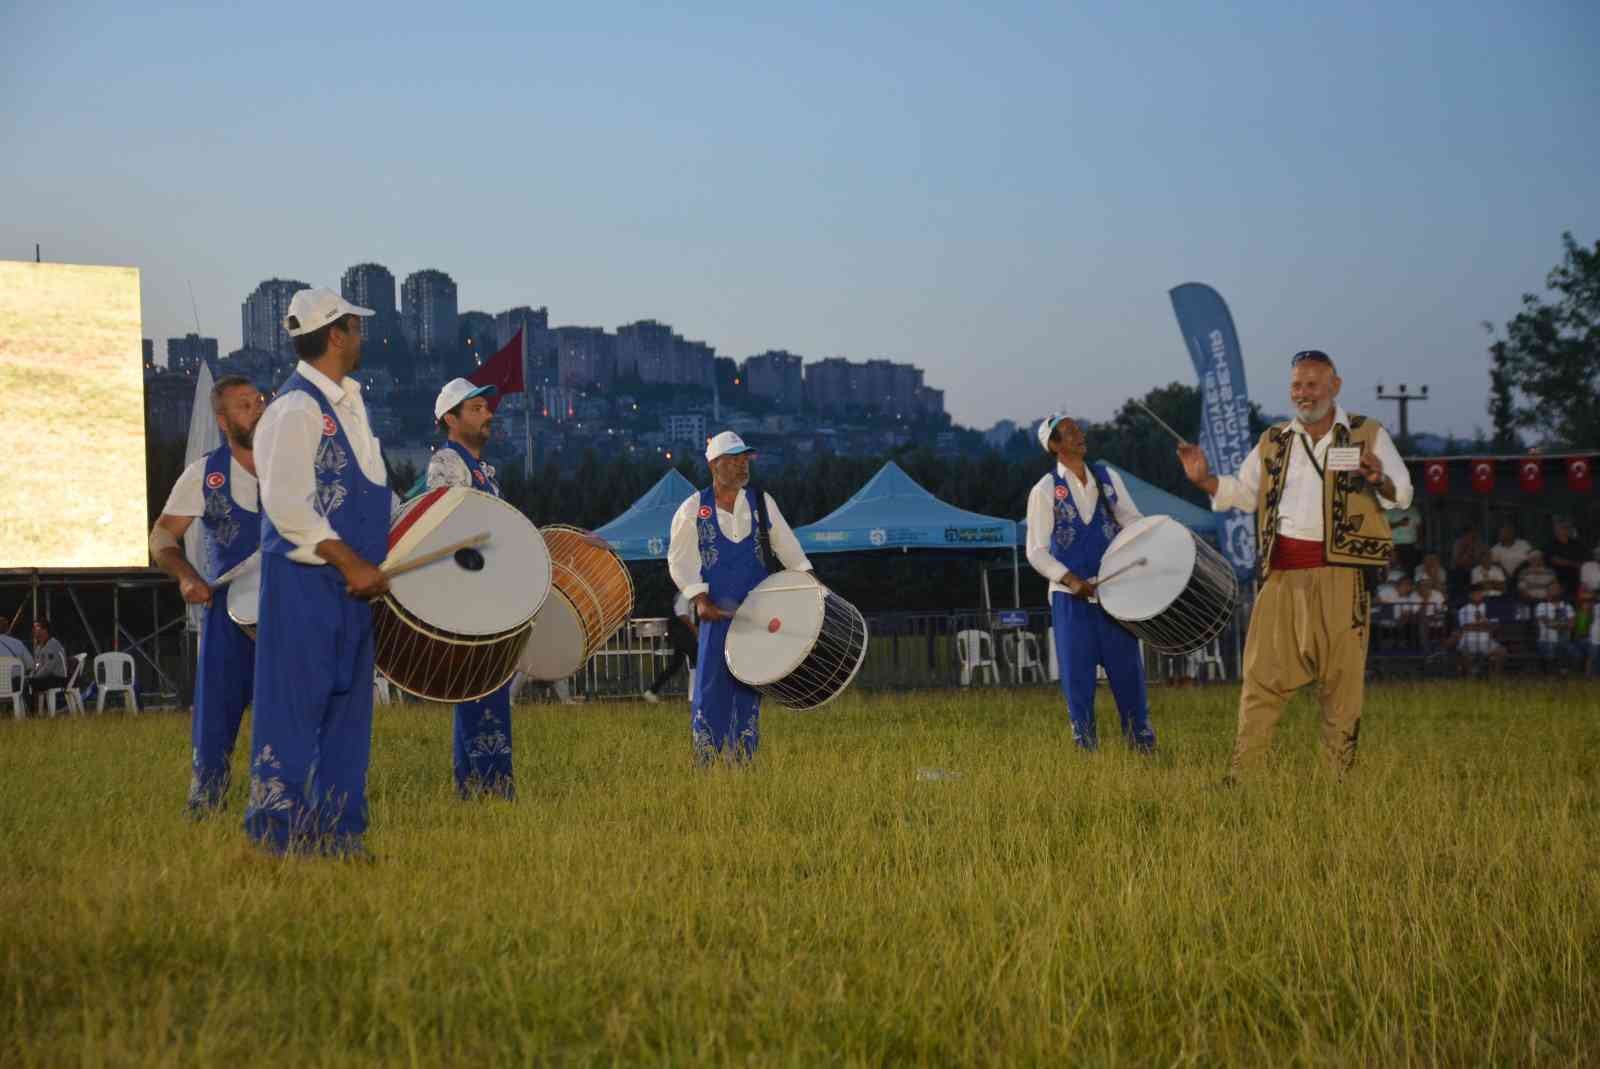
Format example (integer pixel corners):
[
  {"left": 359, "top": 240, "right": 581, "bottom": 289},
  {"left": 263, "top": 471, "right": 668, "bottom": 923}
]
[
  {"left": 724, "top": 570, "right": 868, "bottom": 710},
  {"left": 1095, "top": 515, "right": 1237, "bottom": 654},
  {"left": 517, "top": 525, "right": 635, "bottom": 681},
  {"left": 374, "top": 487, "right": 551, "bottom": 701}
]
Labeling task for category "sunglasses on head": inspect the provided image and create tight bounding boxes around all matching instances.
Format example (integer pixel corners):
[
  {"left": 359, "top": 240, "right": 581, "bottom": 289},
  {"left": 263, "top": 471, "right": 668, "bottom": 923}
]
[{"left": 1291, "top": 349, "right": 1333, "bottom": 366}]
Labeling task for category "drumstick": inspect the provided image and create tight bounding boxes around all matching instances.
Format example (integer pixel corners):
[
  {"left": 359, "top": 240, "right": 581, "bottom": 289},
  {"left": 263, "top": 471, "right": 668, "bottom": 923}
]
[
  {"left": 1131, "top": 398, "right": 1189, "bottom": 447},
  {"left": 383, "top": 532, "right": 491, "bottom": 578},
  {"left": 6, "top": 602, "right": 24, "bottom": 634},
  {"left": 1094, "top": 556, "right": 1148, "bottom": 587},
  {"left": 210, "top": 554, "right": 260, "bottom": 590}
]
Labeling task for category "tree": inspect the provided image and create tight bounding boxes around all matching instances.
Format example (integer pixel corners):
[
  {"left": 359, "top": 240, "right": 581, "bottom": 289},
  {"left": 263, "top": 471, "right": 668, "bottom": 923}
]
[{"left": 1486, "top": 232, "right": 1600, "bottom": 448}]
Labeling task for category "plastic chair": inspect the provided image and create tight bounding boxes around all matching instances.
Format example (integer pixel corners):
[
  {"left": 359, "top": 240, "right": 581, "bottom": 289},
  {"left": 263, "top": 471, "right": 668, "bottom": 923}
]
[
  {"left": 1045, "top": 626, "right": 1060, "bottom": 681},
  {"left": 1193, "top": 637, "right": 1225, "bottom": 682},
  {"left": 1002, "top": 631, "right": 1045, "bottom": 684},
  {"left": 44, "top": 653, "right": 88, "bottom": 717},
  {"left": 93, "top": 652, "right": 138, "bottom": 714},
  {"left": 956, "top": 629, "right": 997, "bottom": 686},
  {"left": 0, "top": 656, "right": 24, "bottom": 719},
  {"left": 374, "top": 672, "right": 393, "bottom": 707}
]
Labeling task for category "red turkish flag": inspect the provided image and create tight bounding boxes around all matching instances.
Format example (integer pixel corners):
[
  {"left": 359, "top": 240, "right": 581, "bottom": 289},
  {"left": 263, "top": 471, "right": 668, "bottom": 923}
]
[
  {"left": 1423, "top": 460, "right": 1448, "bottom": 495},
  {"left": 1517, "top": 458, "right": 1544, "bottom": 494},
  {"left": 467, "top": 328, "right": 524, "bottom": 413},
  {"left": 1568, "top": 456, "right": 1594, "bottom": 493},
  {"left": 1469, "top": 459, "right": 1495, "bottom": 494}
]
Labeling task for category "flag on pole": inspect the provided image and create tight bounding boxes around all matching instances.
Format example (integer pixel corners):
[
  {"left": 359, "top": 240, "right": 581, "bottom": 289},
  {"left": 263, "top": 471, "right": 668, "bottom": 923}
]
[
  {"left": 1566, "top": 456, "right": 1593, "bottom": 493},
  {"left": 1470, "top": 459, "right": 1496, "bottom": 495},
  {"left": 468, "top": 327, "right": 524, "bottom": 413},
  {"left": 1517, "top": 457, "right": 1544, "bottom": 495},
  {"left": 1423, "top": 460, "right": 1448, "bottom": 496}
]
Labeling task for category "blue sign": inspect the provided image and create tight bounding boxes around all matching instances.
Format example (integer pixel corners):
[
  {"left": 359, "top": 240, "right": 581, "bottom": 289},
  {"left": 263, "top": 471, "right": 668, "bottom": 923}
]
[
  {"left": 996, "top": 610, "right": 1028, "bottom": 628},
  {"left": 1170, "top": 283, "right": 1257, "bottom": 584}
]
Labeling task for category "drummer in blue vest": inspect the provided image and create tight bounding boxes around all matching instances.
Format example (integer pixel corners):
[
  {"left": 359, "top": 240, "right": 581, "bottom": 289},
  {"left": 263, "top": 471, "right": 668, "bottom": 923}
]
[
  {"left": 149, "top": 374, "right": 266, "bottom": 814},
  {"left": 667, "top": 431, "right": 813, "bottom": 765},
  {"left": 426, "top": 377, "right": 517, "bottom": 799},
  {"left": 244, "top": 287, "right": 391, "bottom": 857},
  {"left": 1024, "top": 413, "right": 1156, "bottom": 752}
]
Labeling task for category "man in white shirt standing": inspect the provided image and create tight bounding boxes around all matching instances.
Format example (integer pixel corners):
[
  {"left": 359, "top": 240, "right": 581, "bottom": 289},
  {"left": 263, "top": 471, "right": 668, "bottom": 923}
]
[
  {"left": 148, "top": 374, "right": 265, "bottom": 815},
  {"left": 1178, "top": 349, "right": 1412, "bottom": 780},
  {"left": 1024, "top": 414, "right": 1154, "bottom": 752},
  {"left": 667, "top": 431, "right": 812, "bottom": 764},
  {"left": 243, "top": 288, "right": 390, "bottom": 858}
]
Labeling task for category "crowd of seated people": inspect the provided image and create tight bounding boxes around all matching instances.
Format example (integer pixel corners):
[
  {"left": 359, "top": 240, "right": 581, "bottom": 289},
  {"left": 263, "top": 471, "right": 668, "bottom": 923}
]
[{"left": 1376, "top": 513, "right": 1600, "bottom": 677}]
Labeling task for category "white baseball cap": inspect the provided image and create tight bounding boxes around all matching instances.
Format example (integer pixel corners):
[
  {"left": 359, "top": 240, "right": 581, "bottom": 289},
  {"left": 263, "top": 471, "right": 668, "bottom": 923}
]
[
  {"left": 283, "top": 288, "right": 374, "bottom": 336},
  {"left": 1037, "top": 413, "right": 1077, "bottom": 452},
  {"left": 705, "top": 430, "right": 753, "bottom": 462},
  {"left": 434, "top": 378, "right": 498, "bottom": 421}
]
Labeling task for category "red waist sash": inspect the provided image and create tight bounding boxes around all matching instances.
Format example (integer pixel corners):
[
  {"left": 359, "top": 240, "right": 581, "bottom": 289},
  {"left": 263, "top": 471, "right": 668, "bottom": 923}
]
[{"left": 1271, "top": 536, "right": 1326, "bottom": 570}]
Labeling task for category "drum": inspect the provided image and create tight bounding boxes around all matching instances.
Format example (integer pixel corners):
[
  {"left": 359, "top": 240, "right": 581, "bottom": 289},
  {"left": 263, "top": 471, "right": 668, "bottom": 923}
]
[
  {"left": 1094, "top": 515, "right": 1238, "bottom": 654},
  {"left": 374, "top": 487, "right": 552, "bottom": 702},
  {"left": 224, "top": 554, "right": 262, "bottom": 639},
  {"left": 517, "top": 525, "right": 635, "bottom": 681},
  {"left": 724, "top": 570, "right": 868, "bottom": 711}
]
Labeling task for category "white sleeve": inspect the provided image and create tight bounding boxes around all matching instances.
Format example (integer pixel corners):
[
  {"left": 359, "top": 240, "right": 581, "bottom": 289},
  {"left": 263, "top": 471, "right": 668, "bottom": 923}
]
[
  {"left": 764, "top": 494, "right": 812, "bottom": 574},
  {"left": 1210, "top": 442, "right": 1262, "bottom": 513},
  {"left": 667, "top": 495, "right": 707, "bottom": 599},
  {"left": 426, "top": 449, "right": 472, "bottom": 489},
  {"left": 254, "top": 393, "right": 340, "bottom": 566},
  {"left": 1372, "top": 425, "right": 1412, "bottom": 510},
  {"left": 1106, "top": 468, "right": 1143, "bottom": 526},
  {"left": 160, "top": 459, "right": 209, "bottom": 518},
  {"left": 1025, "top": 476, "right": 1068, "bottom": 584}
]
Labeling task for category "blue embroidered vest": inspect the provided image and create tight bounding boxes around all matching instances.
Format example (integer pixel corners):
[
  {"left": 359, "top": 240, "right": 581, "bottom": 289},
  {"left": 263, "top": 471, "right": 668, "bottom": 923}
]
[
  {"left": 200, "top": 444, "right": 259, "bottom": 579},
  {"left": 260, "top": 372, "right": 389, "bottom": 565},
  {"left": 1048, "top": 463, "right": 1122, "bottom": 577},
  {"left": 443, "top": 440, "right": 500, "bottom": 498},
  {"left": 696, "top": 486, "right": 770, "bottom": 606}
]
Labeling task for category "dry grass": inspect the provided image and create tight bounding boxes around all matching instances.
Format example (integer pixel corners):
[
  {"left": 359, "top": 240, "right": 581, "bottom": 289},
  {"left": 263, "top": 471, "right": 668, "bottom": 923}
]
[{"left": 1, "top": 681, "right": 1596, "bottom": 1066}]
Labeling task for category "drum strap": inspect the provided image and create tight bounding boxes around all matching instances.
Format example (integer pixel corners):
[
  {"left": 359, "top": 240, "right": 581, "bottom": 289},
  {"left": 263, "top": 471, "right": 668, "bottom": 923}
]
[{"left": 749, "top": 485, "right": 774, "bottom": 571}]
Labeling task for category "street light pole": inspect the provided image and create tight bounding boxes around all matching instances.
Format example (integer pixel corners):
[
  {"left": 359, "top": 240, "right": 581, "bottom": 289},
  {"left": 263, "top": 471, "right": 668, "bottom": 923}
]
[{"left": 1375, "top": 382, "right": 1429, "bottom": 443}]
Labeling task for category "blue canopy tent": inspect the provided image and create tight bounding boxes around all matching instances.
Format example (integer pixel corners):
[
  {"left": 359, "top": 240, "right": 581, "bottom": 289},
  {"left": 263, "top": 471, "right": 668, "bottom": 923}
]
[
  {"left": 793, "top": 461, "right": 1022, "bottom": 604},
  {"left": 591, "top": 468, "right": 698, "bottom": 560}
]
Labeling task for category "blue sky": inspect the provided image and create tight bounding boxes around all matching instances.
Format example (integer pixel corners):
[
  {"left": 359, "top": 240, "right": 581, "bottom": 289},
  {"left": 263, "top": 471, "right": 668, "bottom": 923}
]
[{"left": 3, "top": 1, "right": 1595, "bottom": 438}]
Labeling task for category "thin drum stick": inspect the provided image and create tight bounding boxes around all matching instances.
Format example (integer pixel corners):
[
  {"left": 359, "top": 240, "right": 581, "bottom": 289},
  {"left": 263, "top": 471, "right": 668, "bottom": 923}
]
[
  {"left": 1095, "top": 556, "right": 1148, "bottom": 587},
  {"left": 6, "top": 602, "right": 24, "bottom": 634},
  {"left": 1131, "top": 398, "right": 1189, "bottom": 446},
  {"left": 383, "top": 532, "right": 490, "bottom": 579}
]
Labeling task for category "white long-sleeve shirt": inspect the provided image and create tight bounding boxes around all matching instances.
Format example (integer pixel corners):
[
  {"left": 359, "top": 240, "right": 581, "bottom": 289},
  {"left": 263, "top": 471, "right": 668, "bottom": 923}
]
[
  {"left": 1209, "top": 406, "right": 1413, "bottom": 540},
  {"left": 667, "top": 490, "right": 811, "bottom": 600},
  {"left": 161, "top": 453, "right": 259, "bottom": 516},
  {"left": 253, "top": 360, "right": 387, "bottom": 565},
  {"left": 1025, "top": 462, "right": 1143, "bottom": 597}
]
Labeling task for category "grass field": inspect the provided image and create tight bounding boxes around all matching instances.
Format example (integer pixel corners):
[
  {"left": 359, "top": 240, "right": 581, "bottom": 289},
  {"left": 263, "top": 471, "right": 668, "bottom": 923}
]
[{"left": 2, "top": 682, "right": 1596, "bottom": 1066}]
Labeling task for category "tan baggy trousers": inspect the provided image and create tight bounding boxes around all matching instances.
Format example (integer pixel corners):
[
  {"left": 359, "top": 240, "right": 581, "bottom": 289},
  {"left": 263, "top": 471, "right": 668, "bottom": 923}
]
[{"left": 1230, "top": 565, "right": 1369, "bottom": 776}]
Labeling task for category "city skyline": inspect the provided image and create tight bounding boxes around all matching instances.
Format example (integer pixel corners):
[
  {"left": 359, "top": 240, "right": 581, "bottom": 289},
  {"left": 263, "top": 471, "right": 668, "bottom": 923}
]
[{"left": 5, "top": 2, "right": 1596, "bottom": 440}]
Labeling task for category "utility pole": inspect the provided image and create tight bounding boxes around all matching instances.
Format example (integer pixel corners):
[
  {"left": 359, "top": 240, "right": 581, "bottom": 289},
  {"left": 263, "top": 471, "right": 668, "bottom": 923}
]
[{"left": 1375, "top": 382, "right": 1428, "bottom": 443}]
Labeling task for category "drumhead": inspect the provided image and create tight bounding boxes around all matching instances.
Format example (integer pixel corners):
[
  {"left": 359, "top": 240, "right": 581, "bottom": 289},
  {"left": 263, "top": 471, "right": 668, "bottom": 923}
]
[
  {"left": 725, "top": 570, "right": 827, "bottom": 687},
  {"left": 1096, "top": 515, "right": 1197, "bottom": 623},
  {"left": 226, "top": 563, "right": 261, "bottom": 628},
  {"left": 386, "top": 487, "right": 551, "bottom": 636},
  {"left": 518, "top": 591, "right": 587, "bottom": 680}
]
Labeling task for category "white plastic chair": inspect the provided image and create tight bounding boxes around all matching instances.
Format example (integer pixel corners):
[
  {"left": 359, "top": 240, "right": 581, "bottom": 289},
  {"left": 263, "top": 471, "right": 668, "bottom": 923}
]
[
  {"left": 1002, "top": 632, "right": 1045, "bottom": 684},
  {"left": 374, "top": 672, "right": 393, "bottom": 707},
  {"left": 956, "top": 629, "right": 997, "bottom": 686},
  {"left": 45, "top": 653, "right": 88, "bottom": 717},
  {"left": 1046, "top": 625, "right": 1060, "bottom": 681},
  {"left": 0, "top": 656, "right": 24, "bottom": 719},
  {"left": 94, "top": 652, "right": 138, "bottom": 714},
  {"left": 1192, "top": 638, "right": 1225, "bottom": 682}
]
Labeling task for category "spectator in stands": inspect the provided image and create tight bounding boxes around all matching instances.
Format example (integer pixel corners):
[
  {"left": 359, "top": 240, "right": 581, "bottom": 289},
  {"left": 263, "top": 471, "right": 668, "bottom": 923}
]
[
  {"left": 1470, "top": 547, "right": 1508, "bottom": 597},
  {"left": 24, "top": 619, "right": 68, "bottom": 709},
  {"left": 1383, "top": 545, "right": 1407, "bottom": 584},
  {"left": 1517, "top": 550, "right": 1558, "bottom": 603},
  {"left": 1449, "top": 527, "right": 1483, "bottom": 596},
  {"left": 1534, "top": 582, "right": 1583, "bottom": 672},
  {"left": 1583, "top": 591, "right": 1600, "bottom": 678},
  {"left": 1413, "top": 550, "right": 1448, "bottom": 593},
  {"left": 1580, "top": 543, "right": 1600, "bottom": 596},
  {"left": 1391, "top": 576, "right": 1423, "bottom": 647},
  {"left": 1375, "top": 572, "right": 1401, "bottom": 639},
  {"left": 1489, "top": 523, "right": 1534, "bottom": 581},
  {"left": 1386, "top": 502, "right": 1423, "bottom": 571},
  {"left": 1417, "top": 577, "right": 1448, "bottom": 637},
  {"left": 1545, "top": 517, "right": 1584, "bottom": 597},
  {"left": 1455, "top": 584, "right": 1506, "bottom": 675}
]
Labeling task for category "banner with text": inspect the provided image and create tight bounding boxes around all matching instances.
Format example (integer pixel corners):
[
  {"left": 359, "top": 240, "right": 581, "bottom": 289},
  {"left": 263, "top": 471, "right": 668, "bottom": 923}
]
[{"left": 1169, "top": 282, "right": 1256, "bottom": 584}]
